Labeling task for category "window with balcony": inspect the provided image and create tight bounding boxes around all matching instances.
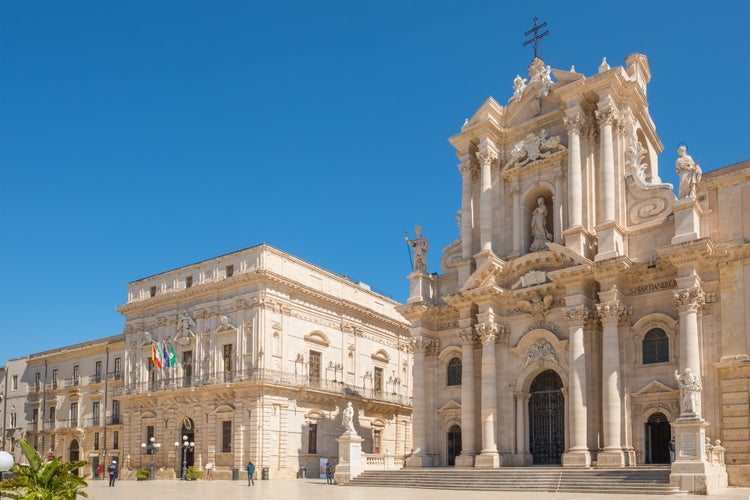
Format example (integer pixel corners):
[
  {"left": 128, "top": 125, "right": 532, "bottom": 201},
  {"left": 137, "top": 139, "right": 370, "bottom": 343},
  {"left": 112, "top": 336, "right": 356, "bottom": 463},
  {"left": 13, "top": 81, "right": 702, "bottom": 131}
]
[
  {"left": 112, "top": 400, "right": 120, "bottom": 424},
  {"left": 113, "top": 357, "right": 122, "bottom": 380},
  {"left": 49, "top": 406, "right": 55, "bottom": 424},
  {"left": 52, "top": 369, "right": 58, "bottom": 389},
  {"left": 309, "top": 351, "right": 321, "bottom": 381},
  {"left": 223, "top": 344, "right": 233, "bottom": 382},
  {"left": 374, "top": 367, "right": 383, "bottom": 394},
  {"left": 94, "top": 361, "right": 102, "bottom": 383},
  {"left": 70, "top": 402, "right": 78, "bottom": 427},
  {"left": 35, "top": 372, "right": 41, "bottom": 392},
  {"left": 113, "top": 431, "right": 119, "bottom": 449},
  {"left": 92, "top": 402, "right": 100, "bottom": 426},
  {"left": 183, "top": 351, "right": 193, "bottom": 386},
  {"left": 73, "top": 365, "right": 80, "bottom": 386},
  {"left": 222, "top": 421, "right": 231, "bottom": 452}
]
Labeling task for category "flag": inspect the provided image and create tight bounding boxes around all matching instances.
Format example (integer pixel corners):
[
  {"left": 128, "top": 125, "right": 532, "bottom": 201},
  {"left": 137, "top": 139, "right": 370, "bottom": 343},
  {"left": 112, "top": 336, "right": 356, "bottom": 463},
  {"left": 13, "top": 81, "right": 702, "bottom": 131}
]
[
  {"left": 168, "top": 341, "right": 177, "bottom": 368},
  {"left": 151, "top": 342, "right": 162, "bottom": 369},
  {"left": 162, "top": 340, "right": 170, "bottom": 369}
]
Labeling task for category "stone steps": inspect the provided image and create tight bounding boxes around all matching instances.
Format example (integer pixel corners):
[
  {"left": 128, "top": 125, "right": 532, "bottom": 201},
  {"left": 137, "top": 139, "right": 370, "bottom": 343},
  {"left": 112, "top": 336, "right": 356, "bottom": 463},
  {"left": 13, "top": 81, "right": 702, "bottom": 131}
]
[{"left": 347, "top": 466, "right": 682, "bottom": 495}]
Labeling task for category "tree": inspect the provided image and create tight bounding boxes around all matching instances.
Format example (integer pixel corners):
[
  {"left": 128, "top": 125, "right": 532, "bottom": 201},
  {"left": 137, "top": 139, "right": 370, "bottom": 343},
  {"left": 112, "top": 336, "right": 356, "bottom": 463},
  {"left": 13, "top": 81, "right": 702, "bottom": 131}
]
[{"left": 0, "top": 439, "right": 88, "bottom": 499}]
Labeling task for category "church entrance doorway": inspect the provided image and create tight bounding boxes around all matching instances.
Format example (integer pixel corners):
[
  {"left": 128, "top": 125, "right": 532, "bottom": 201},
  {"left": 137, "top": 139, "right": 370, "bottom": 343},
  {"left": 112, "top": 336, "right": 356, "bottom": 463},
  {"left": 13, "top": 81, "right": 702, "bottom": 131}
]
[
  {"left": 529, "top": 369, "right": 564, "bottom": 465},
  {"left": 69, "top": 439, "right": 80, "bottom": 476},
  {"left": 446, "top": 425, "right": 461, "bottom": 466},
  {"left": 645, "top": 412, "right": 670, "bottom": 464}
]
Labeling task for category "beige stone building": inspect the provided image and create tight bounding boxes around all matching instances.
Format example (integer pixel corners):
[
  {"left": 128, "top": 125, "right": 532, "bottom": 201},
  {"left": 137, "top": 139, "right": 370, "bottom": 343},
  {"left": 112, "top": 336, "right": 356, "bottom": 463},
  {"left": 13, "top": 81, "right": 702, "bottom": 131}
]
[
  {"left": 5, "top": 244, "right": 412, "bottom": 480},
  {"left": 399, "top": 53, "right": 749, "bottom": 491}
]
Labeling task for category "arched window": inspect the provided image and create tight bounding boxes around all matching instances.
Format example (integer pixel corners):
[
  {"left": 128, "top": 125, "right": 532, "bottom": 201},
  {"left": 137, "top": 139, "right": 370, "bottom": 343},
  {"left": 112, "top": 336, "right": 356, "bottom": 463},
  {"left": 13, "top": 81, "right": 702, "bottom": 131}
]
[
  {"left": 643, "top": 328, "right": 669, "bottom": 364},
  {"left": 447, "top": 357, "right": 462, "bottom": 386}
]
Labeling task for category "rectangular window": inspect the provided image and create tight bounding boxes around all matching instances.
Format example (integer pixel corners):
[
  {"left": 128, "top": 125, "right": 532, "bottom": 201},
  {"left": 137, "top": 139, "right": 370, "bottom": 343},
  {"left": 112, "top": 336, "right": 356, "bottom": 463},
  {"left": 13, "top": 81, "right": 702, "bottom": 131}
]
[
  {"left": 10, "top": 412, "right": 16, "bottom": 428},
  {"left": 73, "top": 365, "right": 80, "bottom": 386},
  {"left": 186, "top": 276, "right": 193, "bottom": 288},
  {"left": 146, "top": 426, "right": 154, "bottom": 453},
  {"left": 49, "top": 406, "right": 55, "bottom": 424},
  {"left": 94, "top": 432, "right": 100, "bottom": 450},
  {"left": 308, "top": 423, "right": 318, "bottom": 454},
  {"left": 374, "top": 367, "right": 383, "bottom": 393},
  {"left": 373, "top": 429, "right": 382, "bottom": 454},
  {"left": 150, "top": 286, "right": 156, "bottom": 297},
  {"left": 222, "top": 421, "right": 232, "bottom": 452},
  {"left": 52, "top": 369, "right": 58, "bottom": 389},
  {"left": 32, "top": 408, "right": 38, "bottom": 427},
  {"left": 114, "top": 357, "right": 122, "bottom": 379},
  {"left": 183, "top": 351, "right": 193, "bottom": 386},
  {"left": 226, "top": 265, "right": 234, "bottom": 277},
  {"left": 112, "top": 400, "right": 120, "bottom": 424},
  {"left": 309, "top": 351, "right": 321, "bottom": 380},
  {"left": 35, "top": 372, "right": 41, "bottom": 392},
  {"left": 113, "top": 431, "right": 119, "bottom": 449},
  {"left": 223, "top": 344, "right": 233, "bottom": 381},
  {"left": 70, "top": 402, "right": 78, "bottom": 427},
  {"left": 92, "top": 402, "right": 100, "bottom": 426},
  {"left": 95, "top": 361, "right": 102, "bottom": 383},
  {"left": 12, "top": 375, "right": 17, "bottom": 390}
]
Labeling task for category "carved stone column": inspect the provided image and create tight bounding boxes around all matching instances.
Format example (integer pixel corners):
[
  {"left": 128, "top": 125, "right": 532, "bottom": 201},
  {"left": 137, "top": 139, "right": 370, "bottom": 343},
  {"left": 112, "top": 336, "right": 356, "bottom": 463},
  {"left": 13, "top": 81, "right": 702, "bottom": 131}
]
[
  {"left": 514, "top": 392, "right": 530, "bottom": 465},
  {"left": 595, "top": 103, "right": 617, "bottom": 223},
  {"left": 562, "top": 306, "right": 591, "bottom": 467},
  {"left": 554, "top": 171, "right": 564, "bottom": 244},
  {"left": 596, "top": 300, "right": 627, "bottom": 466},
  {"left": 455, "top": 329, "right": 477, "bottom": 467},
  {"left": 459, "top": 160, "right": 475, "bottom": 260},
  {"left": 407, "top": 336, "right": 432, "bottom": 467},
  {"left": 675, "top": 287, "right": 705, "bottom": 382},
  {"left": 511, "top": 182, "right": 522, "bottom": 255},
  {"left": 564, "top": 111, "right": 583, "bottom": 228},
  {"left": 477, "top": 147, "right": 497, "bottom": 253},
  {"left": 475, "top": 323, "right": 500, "bottom": 467}
]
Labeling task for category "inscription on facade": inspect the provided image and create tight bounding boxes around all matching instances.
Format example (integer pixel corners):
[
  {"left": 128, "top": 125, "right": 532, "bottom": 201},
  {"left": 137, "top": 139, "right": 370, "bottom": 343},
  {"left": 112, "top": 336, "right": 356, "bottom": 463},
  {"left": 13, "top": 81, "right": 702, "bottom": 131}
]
[
  {"left": 681, "top": 434, "right": 696, "bottom": 457},
  {"left": 630, "top": 280, "right": 676, "bottom": 296}
]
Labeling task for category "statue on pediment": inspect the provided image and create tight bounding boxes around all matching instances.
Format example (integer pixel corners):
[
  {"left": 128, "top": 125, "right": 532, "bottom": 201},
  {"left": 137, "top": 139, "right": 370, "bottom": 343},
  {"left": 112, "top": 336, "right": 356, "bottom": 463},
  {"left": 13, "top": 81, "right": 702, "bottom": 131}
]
[
  {"left": 676, "top": 145, "right": 702, "bottom": 200},
  {"left": 509, "top": 74, "right": 527, "bottom": 102},
  {"left": 405, "top": 225, "right": 429, "bottom": 273},
  {"left": 530, "top": 197, "right": 552, "bottom": 251}
]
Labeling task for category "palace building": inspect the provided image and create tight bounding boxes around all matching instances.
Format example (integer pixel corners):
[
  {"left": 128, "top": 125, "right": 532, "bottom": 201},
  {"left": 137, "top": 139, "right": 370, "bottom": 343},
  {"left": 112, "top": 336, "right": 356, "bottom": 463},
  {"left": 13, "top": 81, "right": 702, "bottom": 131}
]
[
  {"left": 2, "top": 244, "right": 412, "bottom": 480},
  {"left": 398, "top": 53, "right": 748, "bottom": 491}
]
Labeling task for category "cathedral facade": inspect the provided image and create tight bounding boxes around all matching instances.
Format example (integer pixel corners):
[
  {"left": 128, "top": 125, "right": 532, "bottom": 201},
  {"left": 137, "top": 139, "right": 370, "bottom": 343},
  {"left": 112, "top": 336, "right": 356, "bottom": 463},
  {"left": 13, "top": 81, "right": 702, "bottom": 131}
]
[{"left": 399, "top": 54, "right": 749, "bottom": 489}]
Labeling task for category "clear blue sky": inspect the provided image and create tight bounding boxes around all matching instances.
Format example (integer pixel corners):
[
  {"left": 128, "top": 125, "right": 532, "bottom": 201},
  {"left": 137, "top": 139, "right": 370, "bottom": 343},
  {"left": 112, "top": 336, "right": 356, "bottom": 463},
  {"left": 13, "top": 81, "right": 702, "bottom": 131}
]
[{"left": 1, "top": 1, "right": 748, "bottom": 362}]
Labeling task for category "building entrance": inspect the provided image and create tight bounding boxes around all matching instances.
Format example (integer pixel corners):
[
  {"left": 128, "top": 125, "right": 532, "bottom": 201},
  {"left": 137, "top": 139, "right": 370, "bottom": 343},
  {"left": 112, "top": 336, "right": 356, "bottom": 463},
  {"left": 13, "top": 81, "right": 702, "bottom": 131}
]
[
  {"left": 529, "top": 370, "right": 564, "bottom": 465},
  {"left": 446, "top": 425, "right": 461, "bottom": 466},
  {"left": 645, "top": 412, "right": 670, "bottom": 464}
]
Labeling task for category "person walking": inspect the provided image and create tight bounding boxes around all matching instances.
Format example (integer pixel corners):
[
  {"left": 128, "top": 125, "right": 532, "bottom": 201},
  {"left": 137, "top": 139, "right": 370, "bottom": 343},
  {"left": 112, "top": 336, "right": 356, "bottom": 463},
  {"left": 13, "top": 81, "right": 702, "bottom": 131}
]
[
  {"left": 669, "top": 436, "right": 676, "bottom": 463},
  {"left": 325, "top": 462, "right": 334, "bottom": 485},
  {"left": 107, "top": 460, "right": 118, "bottom": 487},
  {"left": 246, "top": 461, "right": 255, "bottom": 486}
]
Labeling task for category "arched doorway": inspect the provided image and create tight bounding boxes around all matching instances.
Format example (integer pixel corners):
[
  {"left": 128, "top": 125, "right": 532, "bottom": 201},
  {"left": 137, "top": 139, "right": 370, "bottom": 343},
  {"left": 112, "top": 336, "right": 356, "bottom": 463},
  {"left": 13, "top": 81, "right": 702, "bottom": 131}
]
[
  {"left": 69, "top": 440, "right": 80, "bottom": 476},
  {"left": 179, "top": 417, "right": 196, "bottom": 476},
  {"left": 446, "top": 425, "right": 461, "bottom": 466},
  {"left": 645, "top": 412, "right": 670, "bottom": 464},
  {"left": 529, "top": 369, "right": 564, "bottom": 465}
]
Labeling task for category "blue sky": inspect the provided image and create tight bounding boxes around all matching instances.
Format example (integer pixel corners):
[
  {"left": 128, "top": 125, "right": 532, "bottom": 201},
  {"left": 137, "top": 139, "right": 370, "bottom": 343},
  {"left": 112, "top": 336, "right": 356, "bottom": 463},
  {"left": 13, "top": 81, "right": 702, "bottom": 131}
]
[{"left": 1, "top": 1, "right": 748, "bottom": 362}]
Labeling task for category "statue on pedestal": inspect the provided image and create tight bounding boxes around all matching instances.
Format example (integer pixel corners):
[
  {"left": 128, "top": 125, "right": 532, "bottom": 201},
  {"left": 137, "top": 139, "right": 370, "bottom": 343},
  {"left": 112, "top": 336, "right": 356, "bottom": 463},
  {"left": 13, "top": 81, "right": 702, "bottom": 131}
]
[
  {"left": 530, "top": 197, "right": 552, "bottom": 251},
  {"left": 676, "top": 145, "right": 702, "bottom": 200},
  {"left": 342, "top": 402, "right": 357, "bottom": 434},
  {"left": 405, "top": 225, "right": 429, "bottom": 273},
  {"left": 675, "top": 368, "right": 702, "bottom": 416}
]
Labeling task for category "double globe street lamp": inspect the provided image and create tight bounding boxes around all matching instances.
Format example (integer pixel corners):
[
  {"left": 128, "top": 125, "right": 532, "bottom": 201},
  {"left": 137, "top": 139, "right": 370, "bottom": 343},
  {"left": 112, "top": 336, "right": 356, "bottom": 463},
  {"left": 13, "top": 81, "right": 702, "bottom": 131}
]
[
  {"left": 0, "top": 450, "right": 14, "bottom": 481},
  {"left": 140, "top": 437, "right": 161, "bottom": 480},
  {"left": 174, "top": 435, "right": 195, "bottom": 480}
]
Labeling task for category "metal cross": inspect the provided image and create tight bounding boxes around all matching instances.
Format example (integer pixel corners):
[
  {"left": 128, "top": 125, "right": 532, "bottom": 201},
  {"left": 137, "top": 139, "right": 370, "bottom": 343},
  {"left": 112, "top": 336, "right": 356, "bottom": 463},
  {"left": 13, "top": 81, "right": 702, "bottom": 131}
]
[{"left": 523, "top": 17, "right": 549, "bottom": 60}]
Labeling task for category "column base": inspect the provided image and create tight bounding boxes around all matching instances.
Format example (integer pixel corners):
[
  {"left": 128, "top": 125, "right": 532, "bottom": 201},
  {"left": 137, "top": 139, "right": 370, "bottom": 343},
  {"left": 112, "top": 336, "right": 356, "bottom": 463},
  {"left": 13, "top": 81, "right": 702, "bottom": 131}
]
[
  {"left": 454, "top": 453, "right": 475, "bottom": 467},
  {"left": 406, "top": 454, "right": 431, "bottom": 468},
  {"left": 474, "top": 451, "right": 501, "bottom": 468},
  {"left": 597, "top": 449, "right": 626, "bottom": 467},
  {"left": 562, "top": 450, "right": 591, "bottom": 467},
  {"left": 670, "top": 460, "right": 728, "bottom": 494}
]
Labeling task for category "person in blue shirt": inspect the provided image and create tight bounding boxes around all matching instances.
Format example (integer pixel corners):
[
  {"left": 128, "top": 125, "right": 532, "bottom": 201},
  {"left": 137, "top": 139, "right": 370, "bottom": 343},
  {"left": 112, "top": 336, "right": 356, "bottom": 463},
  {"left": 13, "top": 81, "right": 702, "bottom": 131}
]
[
  {"left": 246, "top": 461, "right": 255, "bottom": 486},
  {"left": 107, "top": 460, "right": 118, "bottom": 487}
]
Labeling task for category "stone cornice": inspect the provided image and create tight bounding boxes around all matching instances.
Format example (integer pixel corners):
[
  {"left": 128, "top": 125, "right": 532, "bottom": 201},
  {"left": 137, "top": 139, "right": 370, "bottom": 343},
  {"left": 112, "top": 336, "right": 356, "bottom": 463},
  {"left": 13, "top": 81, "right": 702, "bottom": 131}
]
[{"left": 656, "top": 238, "right": 716, "bottom": 271}]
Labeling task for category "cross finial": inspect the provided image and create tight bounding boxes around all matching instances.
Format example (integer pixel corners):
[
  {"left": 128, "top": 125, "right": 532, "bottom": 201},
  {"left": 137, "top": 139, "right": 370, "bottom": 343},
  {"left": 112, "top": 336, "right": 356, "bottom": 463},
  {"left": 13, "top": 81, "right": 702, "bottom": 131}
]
[{"left": 523, "top": 17, "right": 550, "bottom": 60}]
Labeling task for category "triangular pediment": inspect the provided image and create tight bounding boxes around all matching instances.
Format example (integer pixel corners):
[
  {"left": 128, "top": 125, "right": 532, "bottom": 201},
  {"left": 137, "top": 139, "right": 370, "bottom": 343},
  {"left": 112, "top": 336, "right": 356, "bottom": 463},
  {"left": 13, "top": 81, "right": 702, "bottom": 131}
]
[
  {"left": 466, "top": 97, "right": 504, "bottom": 129},
  {"left": 500, "top": 244, "right": 592, "bottom": 290},
  {"left": 438, "top": 400, "right": 461, "bottom": 411},
  {"left": 461, "top": 253, "right": 507, "bottom": 292},
  {"left": 633, "top": 380, "right": 678, "bottom": 396}
]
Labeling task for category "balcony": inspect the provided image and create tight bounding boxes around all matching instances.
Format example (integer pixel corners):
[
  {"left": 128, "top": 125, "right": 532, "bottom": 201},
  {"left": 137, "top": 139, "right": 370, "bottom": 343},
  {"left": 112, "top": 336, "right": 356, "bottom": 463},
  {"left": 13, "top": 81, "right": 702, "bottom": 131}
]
[
  {"left": 107, "top": 416, "right": 122, "bottom": 425},
  {"left": 56, "top": 418, "right": 80, "bottom": 429},
  {"left": 88, "top": 417, "right": 101, "bottom": 427},
  {"left": 112, "top": 368, "right": 412, "bottom": 407}
]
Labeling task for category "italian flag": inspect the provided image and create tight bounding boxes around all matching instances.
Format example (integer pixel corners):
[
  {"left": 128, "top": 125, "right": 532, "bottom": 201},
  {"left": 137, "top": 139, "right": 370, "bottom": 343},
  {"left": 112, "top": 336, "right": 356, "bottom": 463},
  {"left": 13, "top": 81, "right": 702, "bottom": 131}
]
[{"left": 151, "top": 342, "right": 162, "bottom": 369}]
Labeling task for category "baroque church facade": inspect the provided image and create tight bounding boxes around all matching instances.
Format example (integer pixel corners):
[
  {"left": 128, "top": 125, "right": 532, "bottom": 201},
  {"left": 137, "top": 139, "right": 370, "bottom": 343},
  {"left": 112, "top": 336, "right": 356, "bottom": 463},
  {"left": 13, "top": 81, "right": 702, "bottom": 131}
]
[
  {"left": 3, "top": 244, "right": 412, "bottom": 480},
  {"left": 399, "top": 53, "right": 749, "bottom": 490}
]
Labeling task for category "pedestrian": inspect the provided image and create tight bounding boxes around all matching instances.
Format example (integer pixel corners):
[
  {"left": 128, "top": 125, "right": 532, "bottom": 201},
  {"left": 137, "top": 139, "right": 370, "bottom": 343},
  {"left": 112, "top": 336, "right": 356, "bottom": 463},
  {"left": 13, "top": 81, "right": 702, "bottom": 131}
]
[
  {"left": 107, "top": 460, "right": 118, "bottom": 487},
  {"left": 669, "top": 436, "right": 676, "bottom": 463},
  {"left": 325, "top": 462, "right": 334, "bottom": 485},
  {"left": 97, "top": 464, "right": 102, "bottom": 480},
  {"left": 246, "top": 461, "right": 255, "bottom": 486}
]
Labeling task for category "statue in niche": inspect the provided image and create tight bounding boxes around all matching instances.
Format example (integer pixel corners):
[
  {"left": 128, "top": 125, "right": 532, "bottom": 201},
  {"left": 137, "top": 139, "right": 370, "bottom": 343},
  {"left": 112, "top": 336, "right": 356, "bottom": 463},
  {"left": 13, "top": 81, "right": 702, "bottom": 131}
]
[
  {"left": 342, "top": 402, "right": 357, "bottom": 434},
  {"left": 676, "top": 145, "right": 702, "bottom": 200},
  {"left": 675, "top": 368, "right": 702, "bottom": 415},
  {"left": 405, "top": 225, "right": 429, "bottom": 273},
  {"left": 530, "top": 197, "right": 552, "bottom": 251}
]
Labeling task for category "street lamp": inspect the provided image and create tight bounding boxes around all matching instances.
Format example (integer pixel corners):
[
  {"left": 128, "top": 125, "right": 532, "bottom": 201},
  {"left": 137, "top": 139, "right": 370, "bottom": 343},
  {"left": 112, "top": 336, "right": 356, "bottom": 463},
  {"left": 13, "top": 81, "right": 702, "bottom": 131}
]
[
  {"left": 174, "top": 435, "right": 195, "bottom": 480},
  {"left": 0, "top": 450, "right": 14, "bottom": 481},
  {"left": 140, "top": 437, "right": 161, "bottom": 480}
]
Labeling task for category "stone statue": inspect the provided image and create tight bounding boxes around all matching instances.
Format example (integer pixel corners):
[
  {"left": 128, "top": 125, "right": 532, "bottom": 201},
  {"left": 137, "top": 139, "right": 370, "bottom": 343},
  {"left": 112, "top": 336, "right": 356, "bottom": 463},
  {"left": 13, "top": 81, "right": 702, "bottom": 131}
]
[
  {"left": 405, "top": 225, "right": 429, "bottom": 273},
  {"left": 676, "top": 145, "right": 702, "bottom": 200},
  {"left": 510, "top": 74, "right": 527, "bottom": 102},
  {"left": 675, "top": 368, "right": 702, "bottom": 415},
  {"left": 342, "top": 402, "right": 357, "bottom": 434},
  {"left": 530, "top": 197, "right": 552, "bottom": 251}
]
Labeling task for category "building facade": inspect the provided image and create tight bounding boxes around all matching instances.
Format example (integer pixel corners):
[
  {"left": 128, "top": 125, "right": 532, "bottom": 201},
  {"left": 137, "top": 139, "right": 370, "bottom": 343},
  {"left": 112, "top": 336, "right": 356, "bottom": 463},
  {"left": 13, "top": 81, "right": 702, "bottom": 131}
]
[
  {"left": 4, "top": 244, "right": 412, "bottom": 480},
  {"left": 399, "top": 54, "right": 749, "bottom": 488}
]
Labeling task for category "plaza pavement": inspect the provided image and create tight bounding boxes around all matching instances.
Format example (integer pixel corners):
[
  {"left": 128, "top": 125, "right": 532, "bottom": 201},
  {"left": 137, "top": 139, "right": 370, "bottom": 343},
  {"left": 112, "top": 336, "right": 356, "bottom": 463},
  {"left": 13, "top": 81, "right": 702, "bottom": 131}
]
[{"left": 82, "top": 477, "right": 750, "bottom": 500}]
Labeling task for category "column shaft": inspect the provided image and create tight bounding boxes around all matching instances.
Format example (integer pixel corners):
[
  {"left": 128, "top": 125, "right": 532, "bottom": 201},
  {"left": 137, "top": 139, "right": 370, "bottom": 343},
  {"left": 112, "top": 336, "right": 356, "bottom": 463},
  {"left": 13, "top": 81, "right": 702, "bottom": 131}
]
[
  {"left": 460, "top": 165, "right": 474, "bottom": 259},
  {"left": 459, "top": 335, "right": 476, "bottom": 455},
  {"left": 479, "top": 157, "right": 493, "bottom": 252},
  {"left": 565, "top": 114, "right": 583, "bottom": 227},
  {"left": 479, "top": 331, "right": 498, "bottom": 452}
]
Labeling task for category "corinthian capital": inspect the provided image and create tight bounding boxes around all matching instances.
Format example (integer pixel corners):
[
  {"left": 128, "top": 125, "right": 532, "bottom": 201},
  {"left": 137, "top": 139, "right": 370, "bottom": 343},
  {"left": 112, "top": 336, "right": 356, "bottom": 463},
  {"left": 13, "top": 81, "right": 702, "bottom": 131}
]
[
  {"left": 565, "top": 305, "right": 591, "bottom": 327},
  {"left": 458, "top": 160, "right": 476, "bottom": 176},
  {"left": 474, "top": 322, "right": 501, "bottom": 343},
  {"left": 595, "top": 107, "right": 617, "bottom": 128},
  {"left": 674, "top": 287, "right": 706, "bottom": 312},
  {"left": 563, "top": 112, "right": 582, "bottom": 134},
  {"left": 596, "top": 301, "right": 629, "bottom": 324},
  {"left": 458, "top": 329, "right": 477, "bottom": 347},
  {"left": 476, "top": 150, "right": 498, "bottom": 167},
  {"left": 411, "top": 336, "right": 434, "bottom": 353}
]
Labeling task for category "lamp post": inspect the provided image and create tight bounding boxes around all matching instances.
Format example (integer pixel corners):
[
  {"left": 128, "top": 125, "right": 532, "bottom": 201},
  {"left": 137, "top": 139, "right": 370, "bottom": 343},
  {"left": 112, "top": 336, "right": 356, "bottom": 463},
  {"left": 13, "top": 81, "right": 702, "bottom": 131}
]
[
  {"left": 0, "top": 450, "right": 14, "bottom": 481},
  {"left": 140, "top": 437, "right": 161, "bottom": 480},
  {"left": 174, "top": 435, "right": 195, "bottom": 479}
]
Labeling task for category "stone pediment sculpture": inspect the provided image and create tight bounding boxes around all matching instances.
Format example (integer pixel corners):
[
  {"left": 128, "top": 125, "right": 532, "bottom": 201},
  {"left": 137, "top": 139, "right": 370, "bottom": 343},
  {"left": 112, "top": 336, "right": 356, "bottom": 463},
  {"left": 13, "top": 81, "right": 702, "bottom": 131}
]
[
  {"left": 216, "top": 315, "right": 236, "bottom": 332},
  {"left": 516, "top": 293, "right": 553, "bottom": 317},
  {"left": 504, "top": 129, "right": 564, "bottom": 170},
  {"left": 675, "top": 368, "right": 703, "bottom": 417},
  {"left": 511, "top": 269, "right": 548, "bottom": 290},
  {"left": 676, "top": 145, "right": 702, "bottom": 200},
  {"left": 623, "top": 139, "right": 674, "bottom": 225},
  {"left": 174, "top": 311, "right": 196, "bottom": 345},
  {"left": 342, "top": 401, "right": 357, "bottom": 435},
  {"left": 524, "top": 339, "right": 558, "bottom": 367}
]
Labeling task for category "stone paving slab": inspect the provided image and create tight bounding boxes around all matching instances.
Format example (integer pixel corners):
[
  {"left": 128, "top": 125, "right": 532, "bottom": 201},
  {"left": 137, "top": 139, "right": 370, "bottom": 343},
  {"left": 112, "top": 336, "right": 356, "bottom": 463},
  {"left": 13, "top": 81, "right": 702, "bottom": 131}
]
[{"left": 81, "top": 478, "right": 750, "bottom": 500}]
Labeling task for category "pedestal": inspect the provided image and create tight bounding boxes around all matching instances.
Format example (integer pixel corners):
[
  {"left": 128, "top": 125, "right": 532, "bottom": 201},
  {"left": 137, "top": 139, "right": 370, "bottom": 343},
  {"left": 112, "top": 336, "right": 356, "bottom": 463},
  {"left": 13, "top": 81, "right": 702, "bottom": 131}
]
[
  {"left": 474, "top": 450, "right": 501, "bottom": 468},
  {"left": 671, "top": 199, "right": 702, "bottom": 245},
  {"left": 594, "top": 222, "right": 624, "bottom": 262},
  {"left": 563, "top": 226, "right": 592, "bottom": 259},
  {"left": 406, "top": 271, "right": 432, "bottom": 304},
  {"left": 597, "top": 450, "right": 626, "bottom": 467},
  {"left": 562, "top": 450, "right": 591, "bottom": 467},
  {"left": 670, "top": 417, "right": 728, "bottom": 494},
  {"left": 334, "top": 432, "right": 364, "bottom": 485},
  {"left": 454, "top": 452, "right": 475, "bottom": 468}
]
